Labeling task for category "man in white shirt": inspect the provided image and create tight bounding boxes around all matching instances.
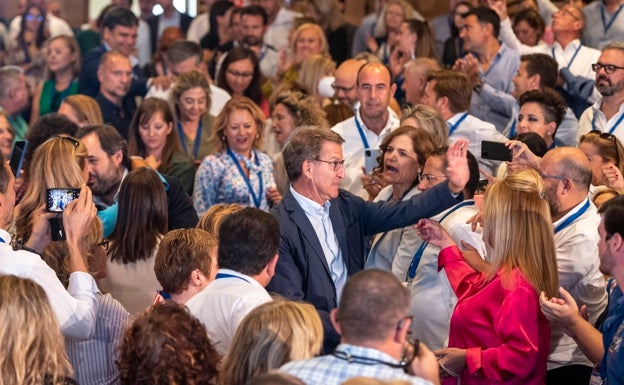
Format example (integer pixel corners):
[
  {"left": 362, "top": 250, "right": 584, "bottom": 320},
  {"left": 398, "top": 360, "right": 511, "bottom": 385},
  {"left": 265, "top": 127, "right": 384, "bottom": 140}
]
[
  {"left": 0, "top": 160, "right": 99, "bottom": 340},
  {"left": 332, "top": 63, "right": 400, "bottom": 199},
  {"left": 538, "top": 147, "right": 607, "bottom": 385},
  {"left": 186, "top": 208, "right": 278, "bottom": 356},
  {"left": 254, "top": 0, "right": 301, "bottom": 51},
  {"left": 240, "top": 5, "right": 279, "bottom": 79},
  {"left": 578, "top": 43, "right": 624, "bottom": 141},
  {"left": 423, "top": 70, "right": 508, "bottom": 175}
]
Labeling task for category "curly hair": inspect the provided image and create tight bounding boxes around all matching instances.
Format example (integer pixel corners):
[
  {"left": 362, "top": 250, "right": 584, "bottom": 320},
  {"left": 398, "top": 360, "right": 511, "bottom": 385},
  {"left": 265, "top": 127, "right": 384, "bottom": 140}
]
[
  {"left": 273, "top": 90, "right": 329, "bottom": 128},
  {"left": 118, "top": 301, "right": 220, "bottom": 385},
  {"left": 208, "top": 96, "right": 266, "bottom": 153},
  {"left": 0, "top": 275, "right": 73, "bottom": 385}
]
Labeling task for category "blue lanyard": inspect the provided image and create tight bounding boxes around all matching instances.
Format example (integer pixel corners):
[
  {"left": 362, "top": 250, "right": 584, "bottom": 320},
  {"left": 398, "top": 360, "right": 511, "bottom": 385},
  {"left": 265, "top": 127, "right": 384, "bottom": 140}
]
[
  {"left": 0, "top": 237, "right": 5, "bottom": 243},
  {"left": 354, "top": 116, "right": 371, "bottom": 149},
  {"left": 601, "top": 2, "right": 624, "bottom": 34},
  {"left": 406, "top": 201, "right": 475, "bottom": 280},
  {"left": 509, "top": 118, "right": 517, "bottom": 138},
  {"left": 554, "top": 198, "right": 591, "bottom": 234},
  {"left": 448, "top": 113, "right": 468, "bottom": 136},
  {"left": 592, "top": 110, "right": 624, "bottom": 134},
  {"left": 551, "top": 43, "right": 582, "bottom": 69},
  {"left": 227, "top": 147, "right": 263, "bottom": 208},
  {"left": 215, "top": 272, "right": 250, "bottom": 283},
  {"left": 177, "top": 120, "right": 203, "bottom": 160}
]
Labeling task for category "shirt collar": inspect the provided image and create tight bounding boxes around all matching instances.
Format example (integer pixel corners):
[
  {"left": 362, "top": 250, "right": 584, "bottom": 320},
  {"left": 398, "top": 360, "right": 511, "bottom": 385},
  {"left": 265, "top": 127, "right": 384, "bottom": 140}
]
[
  {"left": 290, "top": 185, "right": 330, "bottom": 219},
  {"left": 447, "top": 112, "right": 468, "bottom": 125}
]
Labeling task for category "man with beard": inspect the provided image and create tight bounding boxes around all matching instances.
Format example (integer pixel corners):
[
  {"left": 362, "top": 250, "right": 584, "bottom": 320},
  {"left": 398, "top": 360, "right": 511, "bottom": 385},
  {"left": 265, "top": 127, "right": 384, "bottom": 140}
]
[
  {"left": 535, "top": 147, "right": 607, "bottom": 384},
  {"left": 578, "top": 43, "right": 624, "bottom": 141},
  {"left": 331, "top": 63, "right": 400, "bottom": 199},
  {"left": 240, "top": 5, "right": 279, "bottom": 78},
  {"left": 75, "top": 124, "right": 198, "bottom": 236}
]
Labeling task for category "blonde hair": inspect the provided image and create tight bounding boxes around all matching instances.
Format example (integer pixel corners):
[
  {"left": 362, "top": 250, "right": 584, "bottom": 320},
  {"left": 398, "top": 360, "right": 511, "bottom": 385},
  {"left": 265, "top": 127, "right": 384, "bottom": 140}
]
[
  {"left": 220, "top": 299, "right": 323, "bottom": 385},
  {"left": 374, "top": 0, "right": 416, "bottom": 37},
  {"left": 400, "top": 104, "right": 448, "bottom": 148},
  {"left": 0, "top": 275, "right": 73, "bottom": 385},
  {"left": 170, "top": 70, "right": 212, "bottom": 118},
  {"left": 45, "top": 35, "right": 82, "bottom": 80},
  {"left": 208, "top": 96, "right": 266, "bottom": 153},
  {"left": 291, "top": 23, "right": 329, "bottom": 61},
  {"left": 196, "top": 203, "right": 245, "bottom": 239},
  {"left": 297, "top": 54, "right": 336, "bottom": 97},
  {"left": 61, "top": 95, "right": 104, "bottom": 125},
  {"left": 483, "top": 169, "right": 559, "bottom": 297},
  {"left": 15, "top": 136, "right": 88, "bottom": 243}
]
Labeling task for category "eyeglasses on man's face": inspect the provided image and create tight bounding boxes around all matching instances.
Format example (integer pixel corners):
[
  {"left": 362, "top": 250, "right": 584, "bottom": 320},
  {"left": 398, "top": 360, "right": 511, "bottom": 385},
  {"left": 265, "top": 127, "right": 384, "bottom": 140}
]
[
  {"left": 592, "top": 63, "right": 624, "bottom": 74},
  {"left": 314, "top": 158, "right": 345, "bottom": 171}
]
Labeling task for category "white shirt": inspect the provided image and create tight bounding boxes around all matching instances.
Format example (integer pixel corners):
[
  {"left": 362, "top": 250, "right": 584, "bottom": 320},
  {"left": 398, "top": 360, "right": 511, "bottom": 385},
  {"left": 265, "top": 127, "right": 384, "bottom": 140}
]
[
  {"left": 549, "top": 197, "right": 607, "bottom": 369},
  {"left": 185, "top": 268, "right": 272, "bottom": 356},
  {"left": 145, "top": 83, "right": 231, "bottom": 117},
  {"left": 331, "top": 107, "right": 400, "bottom": 199},
  {"left": 264, "top": 7, "right": 302, "bottom": 51},
  {"left": 499, "top": 19, "right": 601, "bottom": 103},
  {"left": 408, "top": 201, "right": 485, "bottom": 351},
  {"left": 0, "top": 229, "right": 99, "bottom": 339},
  {"left": 187, "top": 12, "right": 210, "bottom": 43},
  {"left": 137, "top": 19, "right": 152, "bottom": 67},
  {"left": 446, "top": 112, "right": 508, "bottom": 175},
  {"left": 258, "top": 44, "right": 280, "bottom": 79},
  {"left": 9, "top": 14, "right": 73, "bottom": 40},
  {"left": 578, "top": 98, "right": 624, "bottom": 142}
]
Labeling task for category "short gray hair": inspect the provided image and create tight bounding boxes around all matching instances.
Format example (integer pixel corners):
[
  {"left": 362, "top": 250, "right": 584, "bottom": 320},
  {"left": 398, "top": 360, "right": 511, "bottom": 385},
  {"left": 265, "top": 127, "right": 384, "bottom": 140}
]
[{"left": 282, "top": 126, "right": 344, "bottom": 183}]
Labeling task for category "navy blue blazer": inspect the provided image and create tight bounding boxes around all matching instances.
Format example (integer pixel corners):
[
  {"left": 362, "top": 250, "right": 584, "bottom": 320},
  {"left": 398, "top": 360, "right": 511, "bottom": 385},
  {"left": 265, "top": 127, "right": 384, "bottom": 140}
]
[
  {"left": 147, "top": 13, "right": 192, "bottom": 53},
  {"left": 78, "top": 45, "right": 148, "bottom": 98},
  {"left": 267, "top": 182, "right": 462, "bottom": 353}
]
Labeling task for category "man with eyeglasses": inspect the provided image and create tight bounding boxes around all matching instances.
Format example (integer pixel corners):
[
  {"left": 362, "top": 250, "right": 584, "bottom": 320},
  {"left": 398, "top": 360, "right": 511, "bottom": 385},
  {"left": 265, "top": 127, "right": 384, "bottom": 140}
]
[
  {"left": 487, "top": 1, "right": 601, "bottom": 118},
  {"left": 578, "top": 42, "right": 624, "bottom": 141},
  {"left": 268, "top": 126, "right": 470, "bottom": 354},
  {"left": 540, "top": 194, "right": 624, "bottom": 385},
  {"left": 333, "top": 58, "right": 366, "bottom": 109},
  {"left": 422, "top": 70, "right": 507, "bottom": 176},
  {"left": 280, "top": 269, "right": 439, "bottom": 385}
]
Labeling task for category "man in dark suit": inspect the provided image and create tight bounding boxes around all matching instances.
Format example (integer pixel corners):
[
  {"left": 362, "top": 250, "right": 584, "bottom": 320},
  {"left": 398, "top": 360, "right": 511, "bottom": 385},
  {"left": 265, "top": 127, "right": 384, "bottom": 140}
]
[
  {"left": 79, "top": 6, "right": 148, "bottom": 98},
  {"left": 147, "top": 0, "right": 192, "bottom": 53},
  {"left": 267, "top": 127, "right": 470, "bottom": 353}
]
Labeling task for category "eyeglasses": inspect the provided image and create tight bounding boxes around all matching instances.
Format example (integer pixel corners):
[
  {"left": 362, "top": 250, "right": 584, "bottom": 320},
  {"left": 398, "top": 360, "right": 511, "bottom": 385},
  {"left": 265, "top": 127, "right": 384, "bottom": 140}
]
[
  {"left": 331, "top": 83, "right": 355, "bottom": 93},
  {"left": 588, "top": 130, "right": 621, "bottom": 165},
  {"left": 227, "top": 69, "right": 253, "bottom": 78},
  {"left": 419, "top": 173, "right": 447, "bottom": 183},
  {"left": 97, "top": 239, "right": 109, "bottom": 251},
  {"left": 25, "top": 14, "right": 44, "bottom": 22},
  {"left": 314, "top": 158, "right": 345, "bottom": 171},
  {"left": 538, "top": 171, "right": 583, "bottom": 184},
  {"left": 591, "top": 63, "right": 624, "bottom": 74},
  {"left": 556, "top": 8, "right": 581, "bottom": 21}
]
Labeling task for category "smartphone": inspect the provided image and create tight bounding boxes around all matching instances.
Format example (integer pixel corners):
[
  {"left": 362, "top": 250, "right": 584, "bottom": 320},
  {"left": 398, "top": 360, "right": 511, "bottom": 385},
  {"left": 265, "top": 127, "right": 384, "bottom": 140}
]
[
  {"left": 364, "top": 148, "right": 380, "bottom": 175},
  {"left": 9, "top": 140, "right": 28, "bottom": 177},
  {"left": 46, "top": 188, "right": 80, "bottom": 212},
  {"left": 481, "top": 140, "right": 512, "bottom": 162}
]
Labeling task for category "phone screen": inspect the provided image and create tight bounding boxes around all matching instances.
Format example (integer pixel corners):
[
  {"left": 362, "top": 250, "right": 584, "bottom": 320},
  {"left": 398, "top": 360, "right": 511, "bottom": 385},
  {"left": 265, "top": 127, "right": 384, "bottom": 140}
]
[{"left": 46, "top": 188, "right": 80, "bottom": 212}]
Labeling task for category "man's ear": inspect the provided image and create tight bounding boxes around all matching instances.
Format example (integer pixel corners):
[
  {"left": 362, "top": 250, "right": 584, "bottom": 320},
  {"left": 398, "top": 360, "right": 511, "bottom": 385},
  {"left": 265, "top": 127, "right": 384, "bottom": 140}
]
[
  {"left": 390, "top": 82, "right": 397, "bottom": 98},
  {"left": 302, "top": 159, "right": 314, "bottom": 179},
  {"left": 394, "top": 316, "right": 412, "bottom": 344},
  {"left": 266, "top": 254, "right": 279, "bottom": 277},
  {"left": 529, "top": 74, "right": 541, "bottom": 90},
  {"left": 111, "top": 149, "right": 123, "bottom": 167},
  {"left": 610, "top": 232, "right": 623, "bottom": 253},
  {"left": 330, "top": 308, "right": 342, "bottom": 335}
]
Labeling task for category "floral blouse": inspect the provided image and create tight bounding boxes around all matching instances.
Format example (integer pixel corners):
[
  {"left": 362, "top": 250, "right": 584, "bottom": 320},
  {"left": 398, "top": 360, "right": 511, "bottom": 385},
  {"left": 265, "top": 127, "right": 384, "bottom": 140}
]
[{"left": 193, "top": 149, "right": 275, "bottom": 216}]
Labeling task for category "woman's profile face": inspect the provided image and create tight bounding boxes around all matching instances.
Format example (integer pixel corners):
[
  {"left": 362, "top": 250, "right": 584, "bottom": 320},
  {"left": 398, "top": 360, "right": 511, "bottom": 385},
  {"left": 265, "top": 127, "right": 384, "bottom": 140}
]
[
  {"left": 397, "top": 22, "right": 417, "bottom": 53},
  {"left": 516, "top": 102, "right": 553, "bottom": 143},
  {"left": 382, "top": 134, "right": 420, "bottom": 187},
  {"left": 47, "top": 38, "right": 75, "bottom": 74},
  {"left": 225, "top": 58, "right": 254, "bottom": 97},
  {"left": 271, "top": 103, "right": 295, "bottom": 147},
  {"left": 580, "top": 141, "right": 610, "bottom": 186},
  {"left": 513, "top": 19, "right": 540, "bottom": 46}
]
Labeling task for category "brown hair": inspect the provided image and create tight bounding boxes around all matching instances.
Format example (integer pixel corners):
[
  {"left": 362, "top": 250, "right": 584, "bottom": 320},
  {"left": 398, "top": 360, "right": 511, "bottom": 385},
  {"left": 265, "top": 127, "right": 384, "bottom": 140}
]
[
  {"left": 196, "top": 203, "right": 245, "bottom": 238},
  {"left": 427, "top": 70, "right": 471, "bottom": 113}
]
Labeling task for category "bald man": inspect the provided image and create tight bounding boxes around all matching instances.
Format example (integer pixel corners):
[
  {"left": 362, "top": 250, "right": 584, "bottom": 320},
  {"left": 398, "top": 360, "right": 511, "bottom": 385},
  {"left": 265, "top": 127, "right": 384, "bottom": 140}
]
[{"left": 333, "top": 58, "right": 366, "bottom": 109}]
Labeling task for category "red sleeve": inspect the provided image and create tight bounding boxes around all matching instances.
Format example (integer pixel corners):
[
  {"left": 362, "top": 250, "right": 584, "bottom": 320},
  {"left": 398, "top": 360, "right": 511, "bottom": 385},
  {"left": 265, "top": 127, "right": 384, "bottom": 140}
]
[
  {"left": 465, "top": 278, "right": 547, "bottom": 381},
  {"left": 438, "top": 245, "right": 483, "bottom": 298}
]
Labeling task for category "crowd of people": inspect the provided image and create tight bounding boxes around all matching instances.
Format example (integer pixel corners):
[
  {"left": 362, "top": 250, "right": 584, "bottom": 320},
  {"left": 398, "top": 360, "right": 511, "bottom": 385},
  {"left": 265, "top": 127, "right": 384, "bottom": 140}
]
[{"left": 0, "top": 0, "right": 624, "bottom": 384}]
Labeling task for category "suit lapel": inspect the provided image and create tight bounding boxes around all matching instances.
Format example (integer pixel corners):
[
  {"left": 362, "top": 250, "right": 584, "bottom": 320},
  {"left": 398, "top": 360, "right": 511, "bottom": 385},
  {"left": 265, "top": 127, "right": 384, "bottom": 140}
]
[{"left": 329, "top": 200, "right": 350, "bottom": 274}]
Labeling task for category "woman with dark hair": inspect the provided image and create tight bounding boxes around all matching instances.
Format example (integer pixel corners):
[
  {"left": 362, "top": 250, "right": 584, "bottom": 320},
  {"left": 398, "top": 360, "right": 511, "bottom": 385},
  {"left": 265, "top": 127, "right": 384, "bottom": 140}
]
[
  {"left": 516, "top": 88, "right": 567, "bottom": 149},
  {"left": 201, "top": 0, "right": 235, "bottom": 78},
  {"left": 128, "top": 97, "right": 195, "bottom": 195},
  {"left": 99, "top": 167, "right": 168, "bottom": 315},
  {"left": 442, "top": 1, "right": 472, "bottom": 68},
  {"left": 512, "top": 8, "right": 546, "bottom": 47},
  {"left": 217, "top": 46, "right": 268, "bottom": 117},
  {"left": 118, "top": 301, "right": 220, "bottom": 385},
  {"left": 5, "top": 2, "right": 48, "bottom": 79}
]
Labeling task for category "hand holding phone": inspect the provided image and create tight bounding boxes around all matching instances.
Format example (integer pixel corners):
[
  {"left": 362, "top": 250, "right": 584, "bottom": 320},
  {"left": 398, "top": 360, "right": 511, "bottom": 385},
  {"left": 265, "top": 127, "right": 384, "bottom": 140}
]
[{"left": 481, "top": 140, "right": 512, "bottom": 162}]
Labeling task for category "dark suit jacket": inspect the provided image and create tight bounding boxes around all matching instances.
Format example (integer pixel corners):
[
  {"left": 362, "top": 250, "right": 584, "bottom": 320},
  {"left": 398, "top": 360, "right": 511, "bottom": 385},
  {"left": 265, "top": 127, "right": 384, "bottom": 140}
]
[
  {"left": 147, "top": 12, "right": 193, "bottom": 53},
  {"left": 78, "top": 45, "right": 148, "bottom": 98},
  {"left": 267, "top": 183, "right": 461, "bottom": 353}
]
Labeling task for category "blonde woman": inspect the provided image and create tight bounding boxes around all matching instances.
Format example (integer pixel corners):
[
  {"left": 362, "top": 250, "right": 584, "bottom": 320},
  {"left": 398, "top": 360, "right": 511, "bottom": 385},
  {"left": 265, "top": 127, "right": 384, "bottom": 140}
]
[
  {"left": 400, "top": 104, "right": 449, "bottom": 149},
  {"left": 0, "top": 275, "right": 76, "bottom": 385},
  {"left": 196, "top": 203, "right": 244, "bottom": 239},
  {"left": 297, "top": 54, "right": 336, "bottom": 108},
  {"left": 193, "top": 97, "right": 280, "bottom": 216},
  {"left": 220, "top": 299, "right": 324, "bottom": 385},
  {"left": 417, "top": 169, "right": 559, "bottom": 385}
]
